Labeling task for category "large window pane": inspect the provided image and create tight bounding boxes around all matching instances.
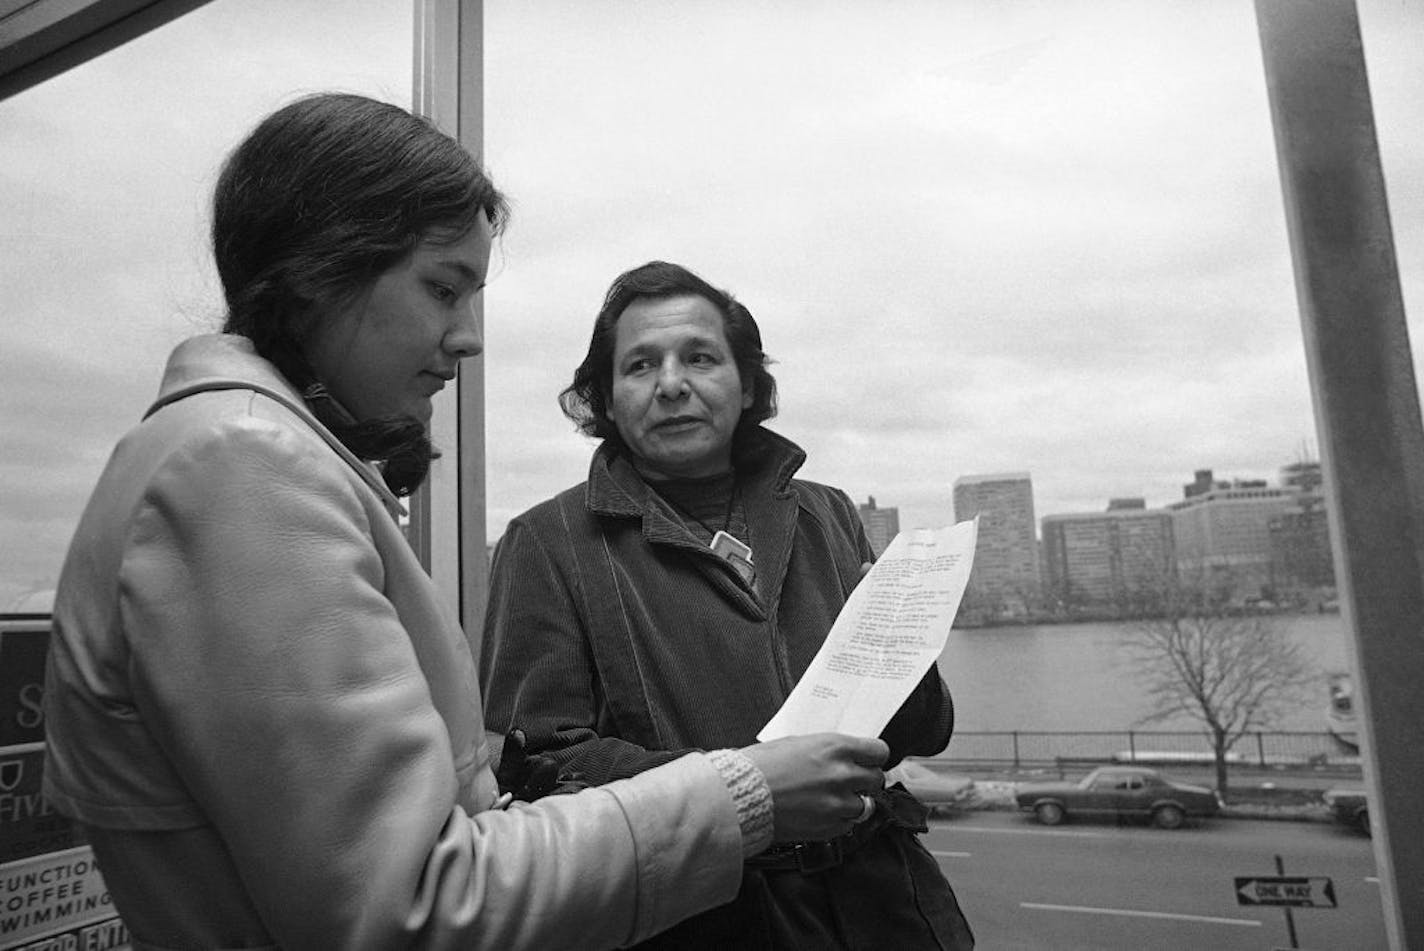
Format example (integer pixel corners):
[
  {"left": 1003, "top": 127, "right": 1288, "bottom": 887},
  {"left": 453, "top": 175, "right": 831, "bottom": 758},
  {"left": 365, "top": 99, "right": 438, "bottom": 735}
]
[
  {"left": 483, "top": 1, "right": 1421, "bottom": 540},
  {"left": 0, "top": 0, "right": 412, "bottom": 611},
  {"left": 482, "top": 3, "right": 1420, "bottom": 947}
]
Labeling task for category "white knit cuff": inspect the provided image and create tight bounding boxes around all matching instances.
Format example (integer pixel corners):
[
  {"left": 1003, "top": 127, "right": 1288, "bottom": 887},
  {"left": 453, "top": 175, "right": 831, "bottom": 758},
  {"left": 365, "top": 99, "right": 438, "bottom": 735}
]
[{"left": 705, "top": 748, "right": 775, "bottom": 857}]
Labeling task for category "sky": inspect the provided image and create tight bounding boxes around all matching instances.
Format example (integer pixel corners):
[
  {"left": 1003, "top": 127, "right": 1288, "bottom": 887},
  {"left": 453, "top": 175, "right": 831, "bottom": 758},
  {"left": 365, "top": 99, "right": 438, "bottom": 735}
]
[{"left": 2, "top": 0, "right": 1423, "bottom": 610}]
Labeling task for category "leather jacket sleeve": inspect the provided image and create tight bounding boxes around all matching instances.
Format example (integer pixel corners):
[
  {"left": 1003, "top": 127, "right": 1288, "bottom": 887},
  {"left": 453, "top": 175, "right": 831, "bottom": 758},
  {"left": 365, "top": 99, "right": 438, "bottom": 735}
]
[{"left": 108, "top": 415, "right": 742, "bottom": 949}]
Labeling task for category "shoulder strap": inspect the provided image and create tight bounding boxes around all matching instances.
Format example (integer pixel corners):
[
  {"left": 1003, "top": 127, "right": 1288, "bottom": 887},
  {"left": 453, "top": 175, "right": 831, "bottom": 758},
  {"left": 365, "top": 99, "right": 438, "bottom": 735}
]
[{"left": 144, "top": 380, "right": 406, "bottom": 519}]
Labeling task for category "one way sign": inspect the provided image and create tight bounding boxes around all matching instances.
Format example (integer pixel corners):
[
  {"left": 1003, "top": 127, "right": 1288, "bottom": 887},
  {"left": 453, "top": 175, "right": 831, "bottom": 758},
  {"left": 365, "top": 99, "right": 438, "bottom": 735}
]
[{"left": 1235, "top": 876, "right": 1337, "bottom": 908}]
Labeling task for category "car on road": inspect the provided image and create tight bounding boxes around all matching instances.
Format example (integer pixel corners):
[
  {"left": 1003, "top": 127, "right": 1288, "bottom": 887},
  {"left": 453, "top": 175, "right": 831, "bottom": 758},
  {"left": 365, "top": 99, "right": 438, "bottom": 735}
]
[
  {"left": 1323, "top": 786, "right": 1371, "bottom": 835},
  {"left": 887, "top": 760, "right": 975, "bottom": 813},
  {"left": 1015, "top": 765, "right": 1222, "bottom": 829}
]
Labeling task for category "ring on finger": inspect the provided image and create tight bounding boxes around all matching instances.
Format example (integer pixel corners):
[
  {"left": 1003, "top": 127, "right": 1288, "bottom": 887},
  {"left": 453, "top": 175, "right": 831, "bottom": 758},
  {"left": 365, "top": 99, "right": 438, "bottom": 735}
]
[{"left": 854, "top": 793, "right": 875, "bottom": 824}]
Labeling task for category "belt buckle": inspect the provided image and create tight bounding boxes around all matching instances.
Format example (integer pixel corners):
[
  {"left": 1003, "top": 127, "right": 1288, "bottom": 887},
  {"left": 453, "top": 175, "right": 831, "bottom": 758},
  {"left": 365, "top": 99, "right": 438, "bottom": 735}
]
[{"left": 793, "top": 838, "right": 844, "bottom": 874}]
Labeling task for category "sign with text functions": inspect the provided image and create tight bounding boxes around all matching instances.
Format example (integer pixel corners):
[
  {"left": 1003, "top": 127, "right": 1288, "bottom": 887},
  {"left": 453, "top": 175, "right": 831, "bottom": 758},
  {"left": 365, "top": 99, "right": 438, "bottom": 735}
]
[
  {"left": 1235, "top": 875, "right": 1337, "bottom": 908},
  {"left": 0, "top": 846, "right": 120, "bottom": 946}
]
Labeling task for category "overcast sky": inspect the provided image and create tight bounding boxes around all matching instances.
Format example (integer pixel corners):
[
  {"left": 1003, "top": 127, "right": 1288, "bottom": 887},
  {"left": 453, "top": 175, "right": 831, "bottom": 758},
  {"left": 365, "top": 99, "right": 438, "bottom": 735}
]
[{"left": 3, "top": 0, "right": 1422, "bottom": 609}]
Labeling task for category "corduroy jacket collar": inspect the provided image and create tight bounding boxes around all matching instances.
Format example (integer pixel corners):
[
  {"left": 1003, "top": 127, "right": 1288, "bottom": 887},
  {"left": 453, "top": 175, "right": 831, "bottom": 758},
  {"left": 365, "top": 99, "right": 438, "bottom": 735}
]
[
  {"left": 580, "top": 425, "right": 811, "bottom": 615},
  {"left": 584, "top": 426, "right": 808, "bottom": 522}
]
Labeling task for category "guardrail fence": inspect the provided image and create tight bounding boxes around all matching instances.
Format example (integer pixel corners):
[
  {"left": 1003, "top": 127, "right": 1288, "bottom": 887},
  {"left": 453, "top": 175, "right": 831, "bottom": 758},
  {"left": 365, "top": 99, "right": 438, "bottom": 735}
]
[{"left": 939, "top": 730, "right": 1362, "bottom": 774}]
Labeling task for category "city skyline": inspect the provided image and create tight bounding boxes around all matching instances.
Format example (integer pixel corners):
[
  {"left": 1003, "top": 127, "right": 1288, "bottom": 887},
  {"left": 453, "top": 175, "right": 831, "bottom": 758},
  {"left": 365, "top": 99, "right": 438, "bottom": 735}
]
[
  {"left": 949, "top": 458, "right": 1331, "bottom": 614},
  {"left": 850, "top": 453, "right": 1322, "bottom": 540}
]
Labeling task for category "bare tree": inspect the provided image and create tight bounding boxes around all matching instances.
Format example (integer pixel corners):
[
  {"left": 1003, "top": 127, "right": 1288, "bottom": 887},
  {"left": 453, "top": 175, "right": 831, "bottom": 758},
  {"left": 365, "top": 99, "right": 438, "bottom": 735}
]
[{"left": 1125, "top": 578, "right": 1317, "bottom": 797}]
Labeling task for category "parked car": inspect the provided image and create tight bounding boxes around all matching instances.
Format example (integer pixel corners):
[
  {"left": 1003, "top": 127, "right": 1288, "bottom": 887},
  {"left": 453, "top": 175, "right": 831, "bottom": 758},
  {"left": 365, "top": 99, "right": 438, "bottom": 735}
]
[
  {"left": 887, "top": 760, "right": 975, "bottom": 813},
  {"left": 1323, "top": 786, "right": 1371, "bottom": 836},
  {"left": 1015, "top": 765, "right": 1222, "bottom": 829}
]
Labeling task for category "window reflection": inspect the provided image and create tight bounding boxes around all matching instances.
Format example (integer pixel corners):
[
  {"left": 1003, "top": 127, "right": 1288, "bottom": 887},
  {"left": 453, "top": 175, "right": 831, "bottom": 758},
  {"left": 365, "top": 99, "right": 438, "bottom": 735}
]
[{"left": 0, "top": 0, "right": 411, "bottom": 611}]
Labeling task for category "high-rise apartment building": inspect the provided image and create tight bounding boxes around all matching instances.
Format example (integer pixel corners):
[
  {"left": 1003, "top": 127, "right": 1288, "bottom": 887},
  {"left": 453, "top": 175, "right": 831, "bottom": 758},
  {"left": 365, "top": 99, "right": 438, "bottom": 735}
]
[
  {"left": 1167, "top": 480, "right": 1303, "bottom": 590},
  {"left": 1271, "top": 461, "right": 1333, "bottom": 592},
  {"left": 953, "top": 472, "right": 1040, "bottom": 613},
  {"left": 1269, "top": 496, "right": 1335, "bottom": 590},
  {"left": 856, "top": 496, "right": 900, "bottom": 557},
  {"left": 1041, "top": 506, "right": 1175, "bottom": 608}
]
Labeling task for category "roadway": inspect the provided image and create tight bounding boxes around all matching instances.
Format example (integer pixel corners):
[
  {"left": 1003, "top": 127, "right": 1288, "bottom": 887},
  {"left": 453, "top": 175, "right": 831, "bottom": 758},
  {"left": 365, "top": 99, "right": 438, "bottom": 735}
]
[{"left": 925, "top": 812, "right": 1385, "bottom": 950}]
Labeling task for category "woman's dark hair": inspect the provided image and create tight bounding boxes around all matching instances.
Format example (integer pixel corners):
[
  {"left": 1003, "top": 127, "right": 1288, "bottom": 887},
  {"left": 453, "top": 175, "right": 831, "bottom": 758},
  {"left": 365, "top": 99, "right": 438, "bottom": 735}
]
[
  {"left": 213, "top": 92, "right": 508, "bottom": 495},
  {"left": 559, "top": 261, "right": 777, "bottom": 453}
]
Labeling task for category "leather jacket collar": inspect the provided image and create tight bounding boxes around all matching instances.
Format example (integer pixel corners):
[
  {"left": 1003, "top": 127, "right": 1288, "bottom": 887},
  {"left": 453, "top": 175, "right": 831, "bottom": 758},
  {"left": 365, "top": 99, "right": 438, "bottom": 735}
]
[{"left": 146, "top": 334, "right": 406, "bottom": 518}]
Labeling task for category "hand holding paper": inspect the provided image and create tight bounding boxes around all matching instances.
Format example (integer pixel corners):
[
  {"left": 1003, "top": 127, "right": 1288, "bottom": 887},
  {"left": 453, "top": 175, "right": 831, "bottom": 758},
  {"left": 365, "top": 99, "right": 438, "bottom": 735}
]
[{"left": 758, "top": 519, "right": 978, "bottom": 741}]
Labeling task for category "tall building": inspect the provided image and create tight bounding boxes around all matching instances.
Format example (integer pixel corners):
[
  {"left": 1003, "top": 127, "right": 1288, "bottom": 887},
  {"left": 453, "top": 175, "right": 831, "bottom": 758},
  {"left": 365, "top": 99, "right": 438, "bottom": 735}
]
[
  {"left": 953, "top": 472, "right": 1040, "bottom": 613},
  {"left": 1271, "top": 461, "right": 1334, "bottom": 592},
  {"left": 1167, "top": 479, "right": 1302, "bottom": 593},
  {"left": 1041, "top": 506, "right": 1175, "bottom": 609},
  {"left": 856, "top": 495, "right": 900, "bottom": 557},
  {"left": 1269, "top": 496, "right": 1335, "bottom": 590}
]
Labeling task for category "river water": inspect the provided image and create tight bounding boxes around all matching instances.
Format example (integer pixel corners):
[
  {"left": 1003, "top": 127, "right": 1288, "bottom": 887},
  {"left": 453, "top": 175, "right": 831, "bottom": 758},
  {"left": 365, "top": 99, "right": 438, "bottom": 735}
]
[{"left": 936, "top": 612, "right": 1350, "bottom": 733}]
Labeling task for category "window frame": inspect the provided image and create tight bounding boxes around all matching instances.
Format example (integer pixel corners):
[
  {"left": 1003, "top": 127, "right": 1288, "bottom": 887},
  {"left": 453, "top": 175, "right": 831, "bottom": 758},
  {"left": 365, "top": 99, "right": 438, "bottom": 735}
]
[
  {"left": 408, "top": 0, "right": 488, "bottom": 648},
  {"left": 2, "top": 2, "right": 1419, "bottom": 943}
]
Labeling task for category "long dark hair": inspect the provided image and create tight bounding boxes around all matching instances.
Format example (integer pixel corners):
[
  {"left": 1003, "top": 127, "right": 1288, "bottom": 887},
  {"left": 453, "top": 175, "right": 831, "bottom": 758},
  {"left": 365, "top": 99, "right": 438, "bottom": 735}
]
[
  {"left": 213, "top": 92, "right": 508, "bottom": 495},
  {"left": 559, "top": 261, "right": 777, "bottom": 454}
]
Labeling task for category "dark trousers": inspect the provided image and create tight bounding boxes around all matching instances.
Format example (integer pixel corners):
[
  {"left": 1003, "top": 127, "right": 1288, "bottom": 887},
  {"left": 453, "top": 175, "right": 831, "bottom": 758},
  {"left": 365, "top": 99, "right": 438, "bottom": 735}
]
[{"left": 632, "top": 826, "right": 975, "bottom": 950}]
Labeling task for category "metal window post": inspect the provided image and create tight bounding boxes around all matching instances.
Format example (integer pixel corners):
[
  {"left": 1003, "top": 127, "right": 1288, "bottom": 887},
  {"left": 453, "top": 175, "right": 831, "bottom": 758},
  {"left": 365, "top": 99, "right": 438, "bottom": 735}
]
[
  {"left": 410, "top": 0, "right": 489, "bottom": 650},
  {"left": 1256, "top": 2, "right": 1424, "bottom": 946}
]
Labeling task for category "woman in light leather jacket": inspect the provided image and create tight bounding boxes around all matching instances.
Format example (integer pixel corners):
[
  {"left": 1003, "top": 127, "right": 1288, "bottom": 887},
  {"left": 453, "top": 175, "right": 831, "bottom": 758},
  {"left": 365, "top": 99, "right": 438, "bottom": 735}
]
[{"left": 40, "top": 92, "right": 888, "bottom": 951}]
